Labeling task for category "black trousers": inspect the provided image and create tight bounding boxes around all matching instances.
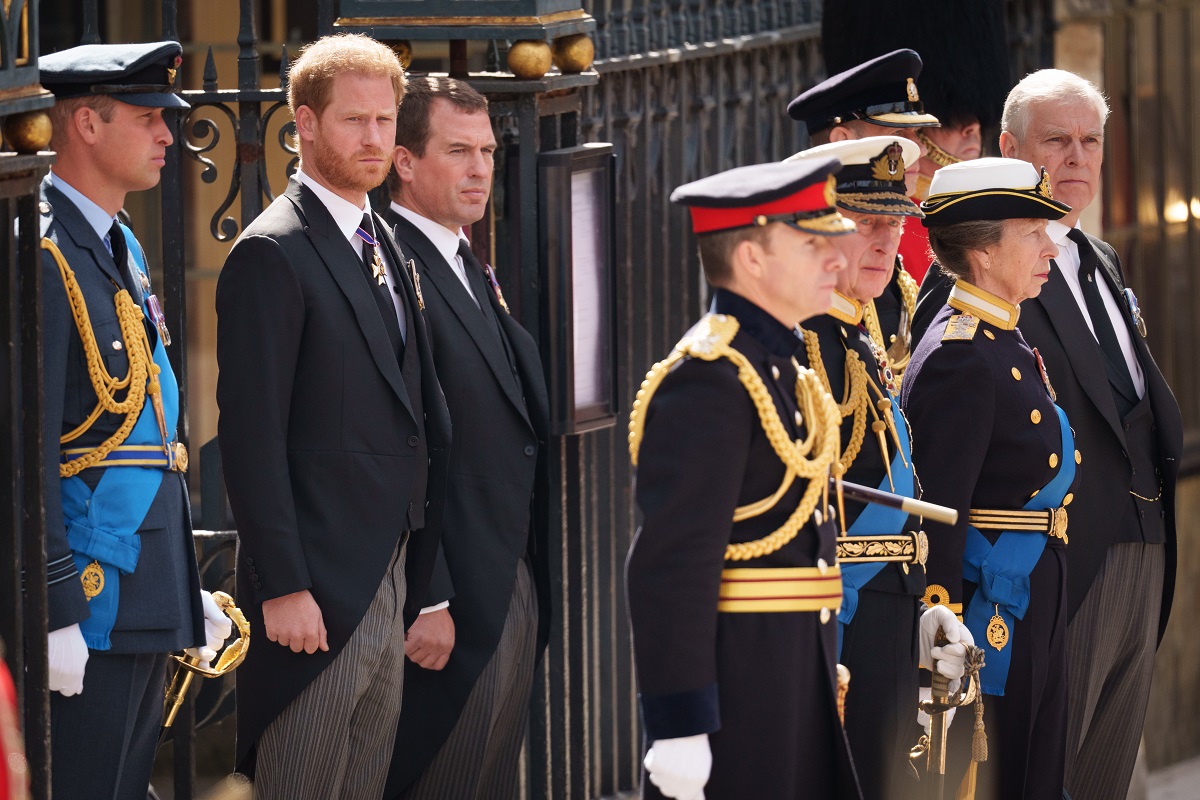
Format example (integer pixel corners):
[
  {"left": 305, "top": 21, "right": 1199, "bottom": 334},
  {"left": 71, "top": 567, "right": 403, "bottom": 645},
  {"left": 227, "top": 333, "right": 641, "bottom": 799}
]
[
  {"left": 841, "top": 588, "right": 922, "bottom": 800},
  {"left": 51, "top": 650, "right": 169, "bottom": 800}
]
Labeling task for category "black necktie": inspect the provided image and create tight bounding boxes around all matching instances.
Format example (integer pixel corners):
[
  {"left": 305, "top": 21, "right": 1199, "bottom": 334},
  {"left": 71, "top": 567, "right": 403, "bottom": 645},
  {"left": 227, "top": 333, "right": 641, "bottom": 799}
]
[
  {"left": 457, "top": 240, "right": 496, "bottom": 320},
  {"left": 357, "top": 214, "right": 403, "bottom": 357},
  {"left": 457, "top": 239, "right": 521, "bottom": 381},
  {"left": 1067, "top": 228, "right": 1137, "bottom": 411},
  {"left": 108, "top": 222, "right": 135, "bottom": 295}
]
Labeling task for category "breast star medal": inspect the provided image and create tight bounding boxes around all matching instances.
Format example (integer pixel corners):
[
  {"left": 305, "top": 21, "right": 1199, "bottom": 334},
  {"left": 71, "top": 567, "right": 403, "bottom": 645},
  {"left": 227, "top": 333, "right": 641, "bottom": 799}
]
[
  {"left": 81, "top": 560, "right": 105, "bottom": 600},
  {"left": 987, "top": 603, "right": 1009, "bottom": 650}
]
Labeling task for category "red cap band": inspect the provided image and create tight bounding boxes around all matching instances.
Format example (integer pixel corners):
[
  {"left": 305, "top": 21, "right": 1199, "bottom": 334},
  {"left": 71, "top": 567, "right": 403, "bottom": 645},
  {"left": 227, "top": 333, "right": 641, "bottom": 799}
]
[{"left": 688, "top": 180, "right": 833, "bottom": 234}]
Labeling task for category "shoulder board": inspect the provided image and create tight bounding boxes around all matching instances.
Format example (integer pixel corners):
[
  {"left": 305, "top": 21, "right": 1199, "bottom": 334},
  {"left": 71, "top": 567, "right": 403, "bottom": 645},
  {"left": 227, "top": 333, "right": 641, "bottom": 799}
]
[
  {"left": 39, "top": 200, "right": 53, "bottom": 237},
  {"left": 942, "top": 314, "right": 980, "bottom": 342},
  {"left": 675, "top": 313, "right": 740, "bottom": 361}
]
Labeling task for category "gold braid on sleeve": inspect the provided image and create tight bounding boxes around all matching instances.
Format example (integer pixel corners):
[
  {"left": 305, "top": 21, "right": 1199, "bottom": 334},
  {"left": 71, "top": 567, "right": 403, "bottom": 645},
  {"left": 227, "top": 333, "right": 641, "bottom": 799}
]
[
  {"left": 628, "top": 314, "right": 840, "bottom": 561},
  {"left": 42, "top": 237, "right": 161, "bottom": 477}
]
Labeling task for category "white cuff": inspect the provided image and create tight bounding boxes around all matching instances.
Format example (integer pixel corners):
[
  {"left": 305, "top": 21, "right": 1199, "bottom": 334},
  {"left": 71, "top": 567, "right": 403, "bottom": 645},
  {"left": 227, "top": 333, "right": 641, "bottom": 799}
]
[{"left": 419, "top": 601, "right": 450, "bottom": 615}]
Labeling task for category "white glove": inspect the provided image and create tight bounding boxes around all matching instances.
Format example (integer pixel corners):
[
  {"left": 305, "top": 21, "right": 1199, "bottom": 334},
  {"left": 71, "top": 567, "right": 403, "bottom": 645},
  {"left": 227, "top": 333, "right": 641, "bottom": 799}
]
[
  {"left": 644, "top": 733, "right": 711, "bottom": 800},
  {"left": 916, "top": 686, "right": 957, "bottom": 733},
  {"left": 186, "top": 590, "right": 233, "bottom": 668},
  {"left": 48, "top": 623, "right": 89, "bottom": 697},
  {"left": 919, "top": 604, "right": 974, "bottom": 692}
]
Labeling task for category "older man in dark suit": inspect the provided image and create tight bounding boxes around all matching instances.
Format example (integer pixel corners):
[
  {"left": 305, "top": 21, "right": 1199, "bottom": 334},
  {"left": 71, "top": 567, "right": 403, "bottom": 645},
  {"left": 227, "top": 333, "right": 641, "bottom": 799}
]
[
  {"left": 912, "top": 69, "right": 1182, "bottom": 800},
  {"left": 37, "top": 42, "right": 230, "bottom": 800},
  {"left": 216, "top": 34, "right": 451, "bottom": 799},
  {"left": 381, "top": 76, "right": 550, "bottom": 800}
]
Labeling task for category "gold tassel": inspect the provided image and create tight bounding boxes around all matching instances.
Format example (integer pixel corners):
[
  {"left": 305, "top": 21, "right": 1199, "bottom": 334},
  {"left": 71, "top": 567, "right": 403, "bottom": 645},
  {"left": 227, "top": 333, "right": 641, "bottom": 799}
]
[{"left": 972, "top": 686, "right": 988, "bottom": 762}]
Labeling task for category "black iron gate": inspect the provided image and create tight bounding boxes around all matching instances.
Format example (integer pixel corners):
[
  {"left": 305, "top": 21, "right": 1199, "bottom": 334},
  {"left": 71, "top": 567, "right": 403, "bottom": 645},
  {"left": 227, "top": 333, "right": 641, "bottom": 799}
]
[{"left": 8, "top": 1, "right": 1056, "bottom": 797}]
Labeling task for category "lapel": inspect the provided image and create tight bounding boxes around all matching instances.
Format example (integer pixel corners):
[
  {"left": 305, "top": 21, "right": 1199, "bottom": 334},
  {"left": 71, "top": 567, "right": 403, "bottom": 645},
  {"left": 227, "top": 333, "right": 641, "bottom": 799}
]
[
  {"left": 389, "top": 210, "right": 531, "bottom": 424},
  {"left": 44, "top": 179, "right": 126, "bottom": 288},
  {"left": 1033, "top": 259, "right": 1127, "bottom": 447},
  {"left": 285, "top": 180, "right": 415, "bottom": 422}
]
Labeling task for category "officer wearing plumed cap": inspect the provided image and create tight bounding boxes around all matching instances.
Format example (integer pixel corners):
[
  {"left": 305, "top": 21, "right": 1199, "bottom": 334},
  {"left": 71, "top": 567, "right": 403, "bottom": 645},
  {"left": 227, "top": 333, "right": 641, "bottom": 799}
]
[{"left": 37, "top": 41, "right": 230, "bottom": 799}]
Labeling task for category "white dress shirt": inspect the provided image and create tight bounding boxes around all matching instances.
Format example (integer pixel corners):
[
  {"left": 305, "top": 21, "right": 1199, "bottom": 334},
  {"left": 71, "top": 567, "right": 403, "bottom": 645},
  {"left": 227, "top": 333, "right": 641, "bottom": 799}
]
[
  {"left": 298, "top": 170, "right": 407, "bottom": 340},
  {"left": 390, "top": 201, "right": 479, "bottom": 307},
  {"left": 1045, "top": 220, "right": 1145, "bottom": 398}
]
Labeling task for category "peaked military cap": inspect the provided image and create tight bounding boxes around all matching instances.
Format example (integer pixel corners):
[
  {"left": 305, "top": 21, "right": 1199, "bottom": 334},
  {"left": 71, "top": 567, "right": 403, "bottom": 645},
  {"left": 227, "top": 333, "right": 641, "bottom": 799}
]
[
  {"left": 671, "top": 158, "right": 856, "bottom": 236},
  {"left": 920, "top": 157, "right": 1071, "bottom": 227},
  {"left": 40, "top": 41, "right": 189, "bottom": 109},
  {"left": 784, "top": 136, "right": 923, "bottom": 217},
  {"left": 787, "top": 49, "right": 940, "bottom": 133}
]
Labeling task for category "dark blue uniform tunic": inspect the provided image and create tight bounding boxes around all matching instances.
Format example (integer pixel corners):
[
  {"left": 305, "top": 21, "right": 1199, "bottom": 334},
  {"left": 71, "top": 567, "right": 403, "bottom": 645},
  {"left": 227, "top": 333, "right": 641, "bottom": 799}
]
[{"left": 902, "top": 293, "right": 1077, "bottom": 800}]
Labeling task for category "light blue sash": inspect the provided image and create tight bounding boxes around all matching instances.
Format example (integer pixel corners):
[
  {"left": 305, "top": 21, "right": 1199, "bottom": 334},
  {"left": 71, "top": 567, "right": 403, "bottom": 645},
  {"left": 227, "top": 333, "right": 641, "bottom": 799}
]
[
  {"left": 963, "top": 403, "right": 1074, "bottom": 695},
  {"left": 61, "top": 224, "right": 177, "bottom": 650},
  {"left": 838, "top": 400, "right": 915, "bottom": 657}
]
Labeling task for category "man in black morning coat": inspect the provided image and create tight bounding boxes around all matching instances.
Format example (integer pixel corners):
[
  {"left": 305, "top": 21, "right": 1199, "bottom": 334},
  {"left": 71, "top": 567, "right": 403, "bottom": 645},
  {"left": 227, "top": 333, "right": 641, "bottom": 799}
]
[
  {"left": 215, "top": 35, "right": 451, "bottom": 798},
  {"left": 381, "top": 77, "right": 551, "bottom": 800}
]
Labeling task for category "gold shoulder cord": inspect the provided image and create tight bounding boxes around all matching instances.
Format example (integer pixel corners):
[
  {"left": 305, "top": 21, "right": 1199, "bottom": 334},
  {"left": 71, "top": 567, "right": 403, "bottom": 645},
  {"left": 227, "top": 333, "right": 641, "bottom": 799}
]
[
  {"left": 629, "top": 314, "right": 840, "bottom": 561},
  {"left": 42, "top": 237, "right": 163, "bottom": 478},
  {"left": 863, "top": 268, "right": 919, "bottom": 383}
]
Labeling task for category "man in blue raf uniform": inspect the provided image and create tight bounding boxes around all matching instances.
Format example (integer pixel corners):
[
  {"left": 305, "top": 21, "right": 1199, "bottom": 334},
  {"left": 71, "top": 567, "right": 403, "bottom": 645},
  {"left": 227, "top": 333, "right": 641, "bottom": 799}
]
[
  {"left": 626, "top": 159, "right": 862, "bottom": 799},
  {"left": 787, "top": 48, "right": 943, "bottom": 386},
  {"left": 38, "top": 41, "right": 230, "bottom": 799},
  {"left": 785, "top": 137, "right": 972, "bottom": 800}
]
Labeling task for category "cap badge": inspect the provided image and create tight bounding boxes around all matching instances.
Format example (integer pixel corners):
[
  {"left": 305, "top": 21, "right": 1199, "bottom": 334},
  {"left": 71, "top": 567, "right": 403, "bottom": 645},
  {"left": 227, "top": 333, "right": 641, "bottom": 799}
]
[
  {"left": 1036, "top": 168, "right": 1053, "bottom": 200},
  {"left": 823, "top": 174, "right": 837, "bottom": 207},
  {"left": 870, "top": 142, "right": 907, "bottom": 181},
  {"left": 906, "top": 78, "right": 920, "bottom": 103}
]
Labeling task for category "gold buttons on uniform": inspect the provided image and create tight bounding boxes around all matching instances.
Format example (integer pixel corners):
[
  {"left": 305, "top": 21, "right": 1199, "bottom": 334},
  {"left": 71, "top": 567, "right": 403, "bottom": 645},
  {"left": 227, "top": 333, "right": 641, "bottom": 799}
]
[
  {"left": 1049, "top": 453, "right": 1059, "bottom": 468},
  {"left": 1075, "top": 450, "right": 1082, "bottom": 464},
  {"left": 771, "top": 365, "right": 780, "bottom": 380},
  {"left": 1030, "top": 409, "right": 1041, "bottom": 424},
  {"left": 983, "top": 330, "right": 996, "bottom": 340},
  {"left": 1011, "top": 367, "right": 1021, "bottom": 381}
]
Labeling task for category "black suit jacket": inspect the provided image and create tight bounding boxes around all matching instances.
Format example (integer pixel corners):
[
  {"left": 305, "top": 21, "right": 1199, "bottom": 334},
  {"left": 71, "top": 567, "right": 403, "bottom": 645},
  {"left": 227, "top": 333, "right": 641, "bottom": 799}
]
[
  {"left": 911, "top": 236, "right": 1182, "bottom": 641},
  {"left": 382, "top": 208, "right": 552, "bottom": 795},
  {"left": 216, "top": 179, "right": 452, "bottom": 774},
  {"left": 1018, "top": 234, "right": 1181, "bottom": 641}
]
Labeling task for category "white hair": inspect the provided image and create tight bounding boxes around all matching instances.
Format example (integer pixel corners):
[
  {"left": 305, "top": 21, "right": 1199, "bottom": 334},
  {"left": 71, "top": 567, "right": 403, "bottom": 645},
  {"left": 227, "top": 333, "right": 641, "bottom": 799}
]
[{"left": 1001, "top": 69, "right": 1110, "bottom": 141}]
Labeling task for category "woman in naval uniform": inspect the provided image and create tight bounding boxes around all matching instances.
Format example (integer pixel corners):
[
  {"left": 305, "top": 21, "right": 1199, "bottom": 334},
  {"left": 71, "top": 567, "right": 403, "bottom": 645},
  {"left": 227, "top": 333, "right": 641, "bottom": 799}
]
[{"left": 900, "top": 158, "right": 1077, "bottom": 800}]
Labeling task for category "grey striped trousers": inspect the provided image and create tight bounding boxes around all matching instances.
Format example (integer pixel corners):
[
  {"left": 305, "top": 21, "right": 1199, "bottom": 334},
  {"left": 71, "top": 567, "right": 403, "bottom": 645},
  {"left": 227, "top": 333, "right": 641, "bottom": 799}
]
[
  {"left": 401, "top": 558, "right": 538, "bottom": 800},
  {"left": 1064, "top": 542, "right": 1165, "bottom": 800},
  {"left": 254, "top": 540, "right": 408, "bottom": 800}
]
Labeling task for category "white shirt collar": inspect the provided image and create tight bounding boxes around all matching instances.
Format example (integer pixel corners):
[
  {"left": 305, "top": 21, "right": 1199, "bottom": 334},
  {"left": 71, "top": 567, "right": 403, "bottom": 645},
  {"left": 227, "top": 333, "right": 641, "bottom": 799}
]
[
  {"left": 297, "top": 169, "right": 371, "bottom": 247},
  {"left": 1046, "top": 219, "right": 1074, "bottom": 246},
  {"left": 48, "top": 170, "right": 117, "bottom": 242},
  {"left": 389, "top": 201, "right": 465, "bottom": 265}
]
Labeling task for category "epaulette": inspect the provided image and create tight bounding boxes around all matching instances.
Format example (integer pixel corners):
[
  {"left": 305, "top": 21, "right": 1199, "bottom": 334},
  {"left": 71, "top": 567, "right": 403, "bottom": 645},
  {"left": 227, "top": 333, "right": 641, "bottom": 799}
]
[
  {"left": 628, "top": 314, "right": 741, "bottom": 465},
  {"left": 39, "top": 199, "right": 53, "bottom": 237},
  {"left": 675, "top": 313, "right": 741, "bottom": 361},
  {"left": 942, "top": 314, "right": 980, "bottom": 342}
]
